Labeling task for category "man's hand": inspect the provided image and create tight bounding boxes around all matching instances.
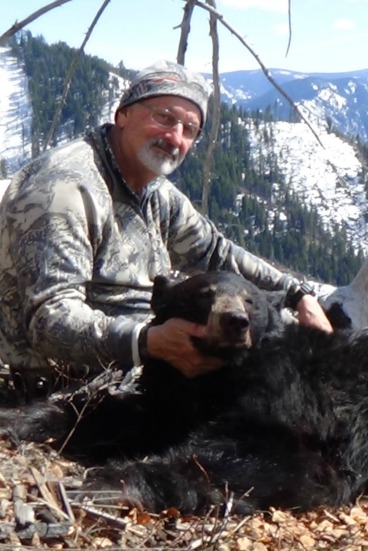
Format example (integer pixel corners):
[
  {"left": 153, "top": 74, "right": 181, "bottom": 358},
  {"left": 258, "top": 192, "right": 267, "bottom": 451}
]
[
  {"left": 296, "top": 294, "right": 333, "bottom": 333},
  {"left": 146, "top": 318, "right": 223, "bottom": 377}
]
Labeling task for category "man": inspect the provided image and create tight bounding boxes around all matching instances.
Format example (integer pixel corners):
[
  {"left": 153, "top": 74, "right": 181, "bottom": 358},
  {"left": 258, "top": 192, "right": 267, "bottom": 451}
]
[{"left": 0, "top": 60, "right": 332, "bottom": 397}]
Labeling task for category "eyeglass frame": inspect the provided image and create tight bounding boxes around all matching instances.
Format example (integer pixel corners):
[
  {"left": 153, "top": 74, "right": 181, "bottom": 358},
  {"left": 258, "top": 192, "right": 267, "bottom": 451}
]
[{"left": 139, "top": 102, "right": 202, "bottom": 142}]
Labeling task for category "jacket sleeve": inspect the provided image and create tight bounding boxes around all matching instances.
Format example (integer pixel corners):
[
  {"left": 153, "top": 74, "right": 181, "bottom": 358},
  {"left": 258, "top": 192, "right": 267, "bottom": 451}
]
[{"left": 5, "top": 167, "right": 148, "bottom": 371}]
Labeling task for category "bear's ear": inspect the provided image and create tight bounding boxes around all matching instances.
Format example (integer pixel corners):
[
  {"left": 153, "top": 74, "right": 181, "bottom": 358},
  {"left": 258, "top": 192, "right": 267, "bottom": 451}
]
[{"left": 151, "top": 275, "right": 174, "bottom": 314}]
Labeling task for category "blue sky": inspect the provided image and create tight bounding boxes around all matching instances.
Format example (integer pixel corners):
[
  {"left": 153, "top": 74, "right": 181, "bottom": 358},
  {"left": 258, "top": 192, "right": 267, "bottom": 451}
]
[{"left": 2, "top": 0, "right": 368, "bottom": 74}]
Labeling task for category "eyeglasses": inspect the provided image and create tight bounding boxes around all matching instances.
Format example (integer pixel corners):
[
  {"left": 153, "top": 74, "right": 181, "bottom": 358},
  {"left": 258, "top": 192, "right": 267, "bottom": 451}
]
[{"left": 141, "top": 104, "right": 201, "bottom": 141}]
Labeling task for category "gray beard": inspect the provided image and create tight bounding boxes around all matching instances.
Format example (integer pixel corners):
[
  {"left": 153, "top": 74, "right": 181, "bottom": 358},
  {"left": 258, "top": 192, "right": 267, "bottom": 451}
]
[{"left": 137, "top": 139, "right": 184, "bottom": 176}]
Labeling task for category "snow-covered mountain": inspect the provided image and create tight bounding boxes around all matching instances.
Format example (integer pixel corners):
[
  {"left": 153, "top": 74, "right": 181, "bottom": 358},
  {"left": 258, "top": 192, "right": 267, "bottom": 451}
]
[
  {"left": 217, "top": 68, "right": 368, "bottom": 142},
  {"left": 246, "top": 119, "right": 367, "bottom": 252},
  {"left": 1, "top": 45, "right": 367, "bottom": 252},
  {"left": 0, "top": 45, "right": 127, "bottom": 199},
  {"left": 218, "top": 68, "right": 368, "bottom": 252},
  {"left": 0, "top": 47, "right": 32, "bottom": 177}
]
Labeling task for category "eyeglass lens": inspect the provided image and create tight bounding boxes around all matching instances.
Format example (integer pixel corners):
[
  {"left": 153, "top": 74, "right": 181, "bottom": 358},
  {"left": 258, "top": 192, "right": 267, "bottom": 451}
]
[{"left": 146, "top": 105, "right": 200, "bottom": 140}]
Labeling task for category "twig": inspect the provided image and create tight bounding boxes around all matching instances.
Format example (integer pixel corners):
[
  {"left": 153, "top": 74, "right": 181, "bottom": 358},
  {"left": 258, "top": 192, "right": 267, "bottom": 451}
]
[
  {"left": 192, "top": 0, "right": 325, "bottom": 149},
  {"left": 30, "top": 467, "right": 70, "bottom": 522},
  {"left": 0, "top": 0, "right": 72, "bottom": 46},
  {"left": 57, "top": 481, "right": 76, "bottom": 522},
  {"left": 176, "top": 0, "right": 197, "bottom": 63},
  {"left": 285, "top": 0, "right": 292, "bottom": 57},
  {"left": 43, "top": 0, "right": 111, "bottom": 150},
  {"left": 72, "top": 500, "right": 127, "bottom": 530},
  {"left": 56, "top": 367, "right": 141, "bottom": 455},
  {"left": 57, "top": 388, "right": 102, "bottom": 456}
]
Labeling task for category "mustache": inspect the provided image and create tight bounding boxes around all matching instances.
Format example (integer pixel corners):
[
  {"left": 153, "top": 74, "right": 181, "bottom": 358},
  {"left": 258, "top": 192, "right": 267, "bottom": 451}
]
[{"left": 150, "top": 138, "right": 180, "bottom": 160}]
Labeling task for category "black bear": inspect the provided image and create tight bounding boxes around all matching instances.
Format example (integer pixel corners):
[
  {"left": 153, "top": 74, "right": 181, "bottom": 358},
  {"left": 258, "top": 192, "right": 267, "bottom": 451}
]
[{"left": 2, "top": 271, "right": 368, "bottom": 516}]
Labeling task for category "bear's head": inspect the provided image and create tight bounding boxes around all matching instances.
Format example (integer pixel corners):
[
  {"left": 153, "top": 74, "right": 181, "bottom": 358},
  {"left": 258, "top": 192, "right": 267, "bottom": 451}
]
[{"left": 151, "top": 272, "right": 284, "bottom": 356}]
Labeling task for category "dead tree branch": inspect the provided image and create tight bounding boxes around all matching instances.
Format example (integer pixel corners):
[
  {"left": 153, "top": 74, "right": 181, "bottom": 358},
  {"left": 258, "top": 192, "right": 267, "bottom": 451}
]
[
  {"left": 0, "top": 0, "right": 73, "bottom": 46},
  {"left": 43, "top": 0, "right": 111, "bottom": 151},
  {"left": 285, "top": 0, "right": 292, "bottom": 57},
  {"left": 192, "top": 0, "right": 325, "bottom": 149},
  {"left": 176, "top": 0, "right": 197, "bottom": 63},
  {"left": 176, "top": 1, "right": 221, "bottom": 214},
  {"left": 202, "top": 0, "right": 221, "bottom": 216}
]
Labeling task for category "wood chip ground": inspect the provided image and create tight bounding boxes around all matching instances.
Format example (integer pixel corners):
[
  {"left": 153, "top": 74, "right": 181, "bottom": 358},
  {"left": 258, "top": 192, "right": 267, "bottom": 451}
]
[{"left": 0, "top": 438, "right": 366, "bottom": 550}]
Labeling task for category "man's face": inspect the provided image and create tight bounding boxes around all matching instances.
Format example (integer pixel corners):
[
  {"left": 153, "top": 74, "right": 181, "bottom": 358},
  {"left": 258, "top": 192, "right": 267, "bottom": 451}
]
[{"left": 115, "top": 95, "right": 202, "bottom": 178}]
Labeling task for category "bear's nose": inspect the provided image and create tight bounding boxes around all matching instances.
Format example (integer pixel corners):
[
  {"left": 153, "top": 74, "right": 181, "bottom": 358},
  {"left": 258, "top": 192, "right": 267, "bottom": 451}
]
[{"left": 221, "top": 312, "right": 249, "bottom": 340}]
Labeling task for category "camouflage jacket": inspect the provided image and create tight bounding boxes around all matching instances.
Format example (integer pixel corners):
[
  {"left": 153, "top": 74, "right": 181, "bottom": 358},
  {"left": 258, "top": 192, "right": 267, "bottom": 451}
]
[{"left": 0, "top": 124, "right": 297, "bottom": 376}]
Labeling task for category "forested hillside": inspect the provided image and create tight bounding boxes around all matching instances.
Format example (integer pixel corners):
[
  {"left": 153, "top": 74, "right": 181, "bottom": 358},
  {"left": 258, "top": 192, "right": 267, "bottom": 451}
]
[
  {"left": 9, "top": 31, "right": 134, "bottom": 155},
  {"left": 9, "top": 32, "right": 366, "bottom": 286},
  {"left": 174, "top": 104, "right": 366, "bottom": 285}
]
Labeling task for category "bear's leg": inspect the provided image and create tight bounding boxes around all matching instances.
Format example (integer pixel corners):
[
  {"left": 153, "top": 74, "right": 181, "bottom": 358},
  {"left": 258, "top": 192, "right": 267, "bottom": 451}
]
[
  {"left": 81, "top": 452, "right": 218, "bottom": 515},
  {"left": 80, "top": 422, "right": 353, "bottom": 515},
  {"left": 0, "top": 402, "right": 71, "bottom": 443}
]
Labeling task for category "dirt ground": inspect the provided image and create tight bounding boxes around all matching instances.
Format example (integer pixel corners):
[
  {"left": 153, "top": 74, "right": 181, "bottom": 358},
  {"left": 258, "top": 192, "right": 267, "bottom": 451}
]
[{"left": 0, "top": 439, "right": 366, "bottom": 550}]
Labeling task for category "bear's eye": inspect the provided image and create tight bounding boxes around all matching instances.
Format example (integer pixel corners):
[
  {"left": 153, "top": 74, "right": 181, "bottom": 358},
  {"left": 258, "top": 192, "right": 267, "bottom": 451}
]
[
  {"left": 245, "top": 298, "right": 254, "bottom": 306},
  {"left": 198, "top": 286, "right": 216, "bottom": 300}
]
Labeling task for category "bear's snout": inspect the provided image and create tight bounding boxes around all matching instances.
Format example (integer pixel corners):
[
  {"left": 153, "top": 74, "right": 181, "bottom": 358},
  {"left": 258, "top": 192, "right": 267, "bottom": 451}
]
[{"left": 220, "top": 311, "right": 250, "bottom": 342}]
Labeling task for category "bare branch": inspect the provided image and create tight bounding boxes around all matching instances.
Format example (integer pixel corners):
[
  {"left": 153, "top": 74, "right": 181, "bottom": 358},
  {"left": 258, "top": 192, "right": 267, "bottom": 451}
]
[
  {"left": 202, "top": 0, "right": 221, "bottom": 216},
  {"left": 0, "top": 0, "right": 73, "bottom": 46},
  {"left": 176, "top": 0, "right": 197, "bottom": 64},
  {"left": 285, "top": 0, "right": 292, "bottom": 57},
  {"left": 192, "top": 0, "right": 325, "bottom": 149},
  {"left": 43, "top": 0, "right": 111, "bottom": 151}
]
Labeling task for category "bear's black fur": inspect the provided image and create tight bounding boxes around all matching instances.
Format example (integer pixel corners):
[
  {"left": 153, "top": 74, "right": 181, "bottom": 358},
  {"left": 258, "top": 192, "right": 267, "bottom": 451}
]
[{"left": 2, "top": 271, "right": 368, "bottom": 515}]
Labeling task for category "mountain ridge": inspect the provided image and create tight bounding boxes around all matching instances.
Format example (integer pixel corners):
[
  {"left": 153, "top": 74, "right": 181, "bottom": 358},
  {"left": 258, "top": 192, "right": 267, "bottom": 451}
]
[{"left": 216, "top": 67, "right": 368, "bottom": 142}]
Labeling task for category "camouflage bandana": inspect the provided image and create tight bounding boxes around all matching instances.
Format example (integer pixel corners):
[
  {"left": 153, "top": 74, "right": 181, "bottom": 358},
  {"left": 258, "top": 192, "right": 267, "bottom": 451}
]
[{"left": 117, "top": 60, "right": 211, "bottom": 128}]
